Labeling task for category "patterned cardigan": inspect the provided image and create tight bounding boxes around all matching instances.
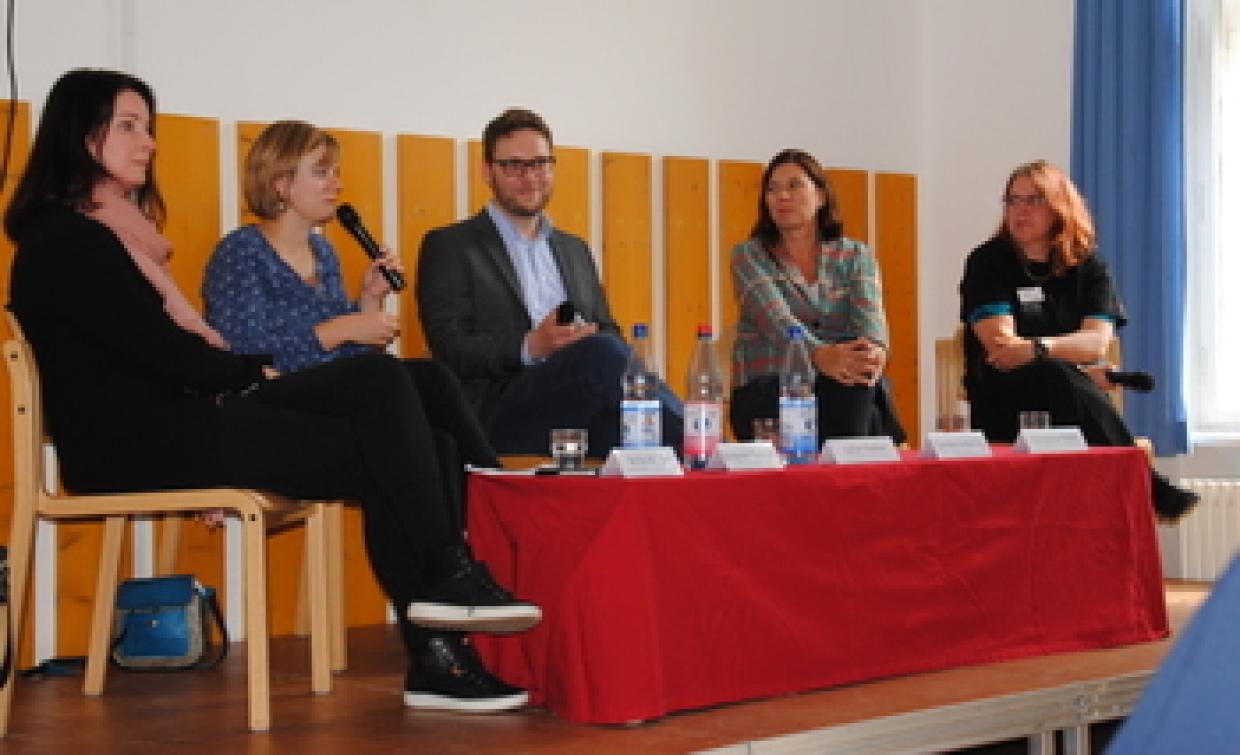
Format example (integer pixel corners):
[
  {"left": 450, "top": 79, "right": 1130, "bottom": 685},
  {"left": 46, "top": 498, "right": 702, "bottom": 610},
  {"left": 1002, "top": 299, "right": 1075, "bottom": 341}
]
[{"left": 730, "top": 236, "right": 888, "bottom": 388}]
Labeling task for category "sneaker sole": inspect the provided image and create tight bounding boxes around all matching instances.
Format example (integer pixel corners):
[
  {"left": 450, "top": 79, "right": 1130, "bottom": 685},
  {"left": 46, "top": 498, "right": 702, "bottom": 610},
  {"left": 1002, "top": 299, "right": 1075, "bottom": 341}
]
[
  {"left": 405, "top": 603, "right": 542, "bottom": 634},
  {"left": 403, "top": 689, "right": 529, "bottom": 713}
]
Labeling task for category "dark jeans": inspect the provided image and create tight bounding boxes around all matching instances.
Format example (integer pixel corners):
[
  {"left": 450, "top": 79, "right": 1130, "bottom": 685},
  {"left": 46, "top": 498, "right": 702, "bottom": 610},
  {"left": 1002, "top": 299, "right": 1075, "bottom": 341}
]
[
  {"left": 488, "top": 333, "right": 685, "bottom": 458},
  {"left": 968, "top": 359, "right": 1134, "bottom": 446},
  {"left": 215, "top": 354, "right": 497, "bottom": 657},
  {"left": 730, "top": 373, "right": 905, "bottom": 443}
]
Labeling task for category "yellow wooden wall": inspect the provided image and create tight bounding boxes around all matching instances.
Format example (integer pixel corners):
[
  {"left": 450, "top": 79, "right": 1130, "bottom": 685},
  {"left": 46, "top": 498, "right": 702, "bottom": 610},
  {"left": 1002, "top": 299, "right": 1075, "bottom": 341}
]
[
  {"left": 0, "top": 105, "right": 924, "bottom": 660},
  {"left": 0, "top": 102, "right": 33, "bottom": 664},
  {"left": 601, "top": 153, "right": 654, "bottom": 342},
  {"left": 396, "top": 134, "right": 455, "bottom": 358},
  {"left": 875, "top": 173, "right": 920, "bottom": 443},
  {"left": 664, "top": 157, "right": 710, "bottom": 397}
]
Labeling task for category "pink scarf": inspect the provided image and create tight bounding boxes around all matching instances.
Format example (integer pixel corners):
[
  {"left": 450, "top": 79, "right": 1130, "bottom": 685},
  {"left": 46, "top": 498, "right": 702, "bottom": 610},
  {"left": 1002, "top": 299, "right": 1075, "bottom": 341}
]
[{"left": 86, "top": 182, "right": 228, "bottom": 349}]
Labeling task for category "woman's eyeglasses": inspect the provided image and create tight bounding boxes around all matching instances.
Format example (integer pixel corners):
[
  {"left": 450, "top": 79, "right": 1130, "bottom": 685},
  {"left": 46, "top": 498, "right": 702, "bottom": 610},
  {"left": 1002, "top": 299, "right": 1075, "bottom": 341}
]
[{"left": 1002, "top": 193, "right": 1046, "bottom": 208}]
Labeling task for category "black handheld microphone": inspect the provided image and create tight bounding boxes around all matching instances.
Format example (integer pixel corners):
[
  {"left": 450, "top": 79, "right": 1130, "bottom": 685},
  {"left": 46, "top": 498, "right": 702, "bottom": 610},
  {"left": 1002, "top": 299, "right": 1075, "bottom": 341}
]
[
  {"left": 1106, "top": 370, "right": 1155, "bottom": 392},
  {"left": 335, "top": 203, "right": 405, "bottom": 292}
]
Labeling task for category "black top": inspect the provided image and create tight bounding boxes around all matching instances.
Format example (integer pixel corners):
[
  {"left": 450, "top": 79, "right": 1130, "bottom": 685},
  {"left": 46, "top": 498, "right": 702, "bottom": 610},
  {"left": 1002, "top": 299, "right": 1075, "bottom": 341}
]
[
  {"left": 8, "top": 206, "right": 267, "bottom": 493},
  {"left": 958, "top": 235, "right": 1127, "bottom": 395},
  {"left": 416, "top": 210, "right": 620, "bottom": 424}
]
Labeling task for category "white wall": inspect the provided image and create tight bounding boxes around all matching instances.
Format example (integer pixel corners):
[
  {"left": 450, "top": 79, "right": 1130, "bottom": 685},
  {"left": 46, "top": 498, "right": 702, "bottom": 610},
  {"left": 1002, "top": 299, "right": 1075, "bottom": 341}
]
[{"left": 9, "top": 0, "right": 1075, "bottom": 434}]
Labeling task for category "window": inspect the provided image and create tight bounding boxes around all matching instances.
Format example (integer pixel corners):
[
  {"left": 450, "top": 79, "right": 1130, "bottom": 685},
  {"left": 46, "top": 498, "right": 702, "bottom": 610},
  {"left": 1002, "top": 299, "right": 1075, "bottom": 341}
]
[{"left": 1187, "top": 0, "right": 1240, "bottom": 436}]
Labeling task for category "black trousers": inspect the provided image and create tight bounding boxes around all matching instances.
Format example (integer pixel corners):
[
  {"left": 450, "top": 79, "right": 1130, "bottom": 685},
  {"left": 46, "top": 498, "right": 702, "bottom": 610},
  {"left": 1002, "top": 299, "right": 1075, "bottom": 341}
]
[
  {"left": 214, "top": 354, "right": 498, "bottom": 657},
  {"left": 968, "top": 359, "right": 1135, "bottom": 446},
  {"left": 730, "top": 374, "right": 884, "bottom": 442}
]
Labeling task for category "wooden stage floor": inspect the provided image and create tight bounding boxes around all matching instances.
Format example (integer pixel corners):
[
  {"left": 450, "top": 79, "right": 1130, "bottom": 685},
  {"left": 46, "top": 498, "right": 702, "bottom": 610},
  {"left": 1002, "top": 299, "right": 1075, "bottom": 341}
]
[{"left": 0, "top": 583, "right": 1209, "bottom": 754}]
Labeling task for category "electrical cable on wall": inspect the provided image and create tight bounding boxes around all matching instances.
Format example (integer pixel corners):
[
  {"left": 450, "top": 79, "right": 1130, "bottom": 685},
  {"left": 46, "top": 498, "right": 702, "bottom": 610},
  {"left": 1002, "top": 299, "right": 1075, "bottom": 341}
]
[{"left": 1, "top": 0, "right": 16, "bottom": 194}]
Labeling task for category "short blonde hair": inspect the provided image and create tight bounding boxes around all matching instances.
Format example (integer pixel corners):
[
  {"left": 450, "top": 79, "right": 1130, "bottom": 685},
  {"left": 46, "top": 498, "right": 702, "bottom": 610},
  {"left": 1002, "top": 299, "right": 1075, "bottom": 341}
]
[{"left": 244, "top": 120, "right": 339, "bottom": 220}]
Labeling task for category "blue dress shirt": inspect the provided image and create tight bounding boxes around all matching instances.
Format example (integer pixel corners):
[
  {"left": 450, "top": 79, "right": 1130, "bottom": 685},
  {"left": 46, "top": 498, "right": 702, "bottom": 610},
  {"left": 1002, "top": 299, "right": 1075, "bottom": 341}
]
[{"left": 485, "top": 203, "right": 567, "bottom": 364}]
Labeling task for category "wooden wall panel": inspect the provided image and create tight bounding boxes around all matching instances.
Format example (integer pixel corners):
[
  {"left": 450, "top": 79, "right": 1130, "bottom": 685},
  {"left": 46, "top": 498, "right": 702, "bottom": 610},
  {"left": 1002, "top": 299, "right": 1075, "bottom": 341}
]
[
  {"left": 159, "top": 114, "right": 222, "bottom": 310},
  {"left": 322, "top": 128, "right": 383, "bottom": 296},
  {"left": 467, "top": 141, "right": 590, "bottom": 240},
  {"left": 396, "top": 134, "right": 455, "bottom": 358},
  {"left": 0, "top": 101, "right": 33, "bottom": 664},
  {"left": 875, "top": 173, "right": 920, "bottom": 445},
  {"left": 0, "top": 102, "right": 31, "bottom": 538},
  {"left": 717, "top": 161, "right": 763, "bottom": 334},
  {"left": 546, "top": 146, "right": 589, "bottom": 241},
  {"left": 826, "top": 168, "right": 869, "bottom": 244},
  {"left": 600, "top": 153, "right": 652, "bottom": 342},
  {"left": 467, "top": 140, "right": 487, "bottom": 215},
  {"left": 663, "top": 157, "right": 710, "bottom": 397},
  {"left": 235, "top": 121, "right": 266, "bottom": 228}
]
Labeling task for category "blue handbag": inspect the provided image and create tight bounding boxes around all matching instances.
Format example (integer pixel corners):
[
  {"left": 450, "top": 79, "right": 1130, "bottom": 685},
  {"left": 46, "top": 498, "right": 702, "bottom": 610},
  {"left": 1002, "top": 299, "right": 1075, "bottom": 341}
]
[{"left": 110, "top": 574, "right": 228, "bottom": 671}]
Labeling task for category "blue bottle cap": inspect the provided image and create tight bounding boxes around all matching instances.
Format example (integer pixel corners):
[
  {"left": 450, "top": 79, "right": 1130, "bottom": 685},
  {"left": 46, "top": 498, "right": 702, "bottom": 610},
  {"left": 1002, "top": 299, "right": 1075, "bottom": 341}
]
[
  {"left": 632, "top": 323, "right": 648, "bottom": 338},
  {"left": 787, "top": 325, "right": 805, "bottom": 339}
]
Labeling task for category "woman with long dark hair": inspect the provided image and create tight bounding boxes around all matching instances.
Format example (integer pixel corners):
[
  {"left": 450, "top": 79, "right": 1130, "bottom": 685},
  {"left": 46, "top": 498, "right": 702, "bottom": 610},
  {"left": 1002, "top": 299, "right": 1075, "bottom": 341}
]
[
  {"left": 5, "top": 68, "right": 538, "bottom": 712},
  {"left": 729, "top": 148, "right": 900, "bottom": 442}
]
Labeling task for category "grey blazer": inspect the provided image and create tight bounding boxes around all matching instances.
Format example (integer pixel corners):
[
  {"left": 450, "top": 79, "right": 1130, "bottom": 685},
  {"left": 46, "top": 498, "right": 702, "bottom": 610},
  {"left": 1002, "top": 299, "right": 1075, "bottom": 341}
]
[{"left": 416, "top": 210, "right": 621, "bottom": 424}]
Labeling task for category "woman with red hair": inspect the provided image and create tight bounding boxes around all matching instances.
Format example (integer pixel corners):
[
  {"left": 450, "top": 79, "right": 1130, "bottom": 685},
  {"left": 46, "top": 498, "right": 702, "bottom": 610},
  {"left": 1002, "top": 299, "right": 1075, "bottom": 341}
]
[{"left": 959, "top": 159, "right": 1195, "bottom": 519}]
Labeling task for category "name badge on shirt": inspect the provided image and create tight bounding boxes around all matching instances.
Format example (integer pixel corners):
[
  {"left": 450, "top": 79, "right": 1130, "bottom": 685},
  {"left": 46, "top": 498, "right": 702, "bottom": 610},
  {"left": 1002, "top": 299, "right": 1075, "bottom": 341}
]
[{"left": 1016, "top": 286, "right": 1045, "bottom": 305}]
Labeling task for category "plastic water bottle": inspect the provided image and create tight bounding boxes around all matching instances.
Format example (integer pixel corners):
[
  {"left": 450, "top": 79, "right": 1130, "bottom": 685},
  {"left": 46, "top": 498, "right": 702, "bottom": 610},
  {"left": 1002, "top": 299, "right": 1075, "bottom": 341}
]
[
  {"left": 683, "top": 324, "right": 724, "bottom": 469},
  {"left": 780, "top": 325, "right": 818, "bottom": 464},
  {"left": 621, "top": 323, "right": 661, "bottom": 448}
]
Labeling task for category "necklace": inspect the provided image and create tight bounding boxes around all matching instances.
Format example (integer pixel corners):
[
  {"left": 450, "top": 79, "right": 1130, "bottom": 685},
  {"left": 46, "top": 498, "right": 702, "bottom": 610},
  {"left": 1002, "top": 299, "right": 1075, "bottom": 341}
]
[{"left": 1018, "top": 253, "right": 1051, "bottom": 284}]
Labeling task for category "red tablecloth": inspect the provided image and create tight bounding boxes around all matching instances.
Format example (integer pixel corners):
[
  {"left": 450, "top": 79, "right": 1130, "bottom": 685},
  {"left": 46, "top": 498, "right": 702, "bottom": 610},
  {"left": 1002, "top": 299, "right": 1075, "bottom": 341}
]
[{"left": 469, "top": 447, "right": 1168, "bottom": 724}]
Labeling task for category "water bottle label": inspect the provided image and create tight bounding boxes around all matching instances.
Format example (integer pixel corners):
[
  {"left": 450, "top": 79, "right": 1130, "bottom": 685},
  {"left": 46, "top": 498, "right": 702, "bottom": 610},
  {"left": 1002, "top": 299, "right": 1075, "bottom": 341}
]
[
  {"left": 779, "top": 396, "right": 817, "bottom": 456},
  {"left": 683, "top": 401, "right": 723, "bottom": 459},
  {"left": 621, "top": 399, "right": 661, "bottom": 448}
]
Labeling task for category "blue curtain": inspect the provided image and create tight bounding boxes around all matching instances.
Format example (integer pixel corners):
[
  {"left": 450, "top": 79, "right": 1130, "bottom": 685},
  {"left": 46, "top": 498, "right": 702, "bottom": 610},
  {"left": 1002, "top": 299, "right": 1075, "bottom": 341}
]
[{"left": 1071, "top": 0, "right": 1189, "bottom": 455}]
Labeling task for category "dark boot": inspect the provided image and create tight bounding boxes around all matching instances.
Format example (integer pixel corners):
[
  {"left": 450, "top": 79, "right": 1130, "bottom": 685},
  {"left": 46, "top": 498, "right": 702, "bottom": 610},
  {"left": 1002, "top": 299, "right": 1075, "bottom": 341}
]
[
  {"left": 1152, "top": 471, "right": 1199, "bottom": 522},
  {"left": 407, "top": 545, "right": 542, "bottom": 634},
  {"left": 404, "top": 632, "right": 527, "bottom": 712}
]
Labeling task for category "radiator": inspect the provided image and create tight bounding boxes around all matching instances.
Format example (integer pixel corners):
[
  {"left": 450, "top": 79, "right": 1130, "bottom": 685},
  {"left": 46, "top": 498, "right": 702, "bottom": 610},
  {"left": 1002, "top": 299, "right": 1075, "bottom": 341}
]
[{"left": 1159, "top": 479, "right": 1240, "bottom": 581}]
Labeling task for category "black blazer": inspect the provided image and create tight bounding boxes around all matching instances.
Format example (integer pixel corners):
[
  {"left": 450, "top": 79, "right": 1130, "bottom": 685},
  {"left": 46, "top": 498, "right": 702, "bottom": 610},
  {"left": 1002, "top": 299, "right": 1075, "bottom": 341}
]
[
  {"left": 416, "top": 210, "right": 620, "bottom": 424},
  {"left": 8, "top": 206, "right": 267, "bottom": 493}
]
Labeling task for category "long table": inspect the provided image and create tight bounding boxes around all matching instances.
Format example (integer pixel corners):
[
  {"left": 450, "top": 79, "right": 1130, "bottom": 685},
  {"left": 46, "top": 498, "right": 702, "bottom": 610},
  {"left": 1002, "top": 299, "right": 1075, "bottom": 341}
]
[{"left": 468, "top": 447, "right": 1168, "bottom": 724}]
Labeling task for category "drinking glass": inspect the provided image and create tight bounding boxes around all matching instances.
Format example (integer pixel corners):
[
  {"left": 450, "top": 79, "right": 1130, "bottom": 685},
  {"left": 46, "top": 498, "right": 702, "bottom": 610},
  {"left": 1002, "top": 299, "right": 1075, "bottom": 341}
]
[
  {"left": 752, "top": 417, "right": 779, "bottom": 445},
  {"left": 1018, "top": 411, "right": 1051, "bottom": 431},
  {"left": 550, "top": 428, "right": 588, "bottom": 470}
]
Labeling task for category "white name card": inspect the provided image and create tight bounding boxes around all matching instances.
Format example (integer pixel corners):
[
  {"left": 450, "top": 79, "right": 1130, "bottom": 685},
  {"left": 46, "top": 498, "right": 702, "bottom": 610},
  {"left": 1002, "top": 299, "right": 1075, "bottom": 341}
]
[
  {"left": 600, "top": 447, "right": 684, "bottom": 477},
  {"left": 922, "top": 431, "right": 992, "bottom": 460},
  {"left": 819, "top": 436, "right": 901, "bottom": 465},
  {"left": 1014, "top": 427, "right": 1088, "bottom": 454},
  {"left": 706, "top": 442, "right": 784, "bottom": 471}
]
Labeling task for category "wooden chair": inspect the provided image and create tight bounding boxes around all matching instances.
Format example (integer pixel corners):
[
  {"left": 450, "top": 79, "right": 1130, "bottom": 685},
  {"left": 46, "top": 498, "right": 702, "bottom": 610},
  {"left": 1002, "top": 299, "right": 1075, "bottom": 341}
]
[
  {"left": 0, "top": 328, "right": 337, "bottom": 734},
  {"left": 933, "top": 325, "right": 1153, "bottom": 455}
]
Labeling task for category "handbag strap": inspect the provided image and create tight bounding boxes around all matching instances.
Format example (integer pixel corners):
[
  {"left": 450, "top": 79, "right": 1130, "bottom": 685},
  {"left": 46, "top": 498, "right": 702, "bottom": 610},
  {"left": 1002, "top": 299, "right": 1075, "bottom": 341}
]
[{"left": 191, "top": 587, "right": 229, "bottom": 670}]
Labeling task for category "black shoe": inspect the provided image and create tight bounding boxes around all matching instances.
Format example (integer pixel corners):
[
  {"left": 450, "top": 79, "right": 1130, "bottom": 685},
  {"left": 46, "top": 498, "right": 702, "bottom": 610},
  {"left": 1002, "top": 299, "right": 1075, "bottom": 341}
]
[
  {"left": 404, "top": 634, "right": 528, "bottom": 713},
  {"left": 1152, "top": 471, "right": 1199, "bottom": 522},
  {"left": 407, "top": 547, "right": 542, "bottom": 634}
]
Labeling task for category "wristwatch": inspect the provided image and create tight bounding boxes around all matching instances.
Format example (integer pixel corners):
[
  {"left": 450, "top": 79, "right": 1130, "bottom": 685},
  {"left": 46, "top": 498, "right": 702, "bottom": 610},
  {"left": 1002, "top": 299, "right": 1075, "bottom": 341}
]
[{"left": 1031, "top": 337, "right": 1050, "bottom": 361}]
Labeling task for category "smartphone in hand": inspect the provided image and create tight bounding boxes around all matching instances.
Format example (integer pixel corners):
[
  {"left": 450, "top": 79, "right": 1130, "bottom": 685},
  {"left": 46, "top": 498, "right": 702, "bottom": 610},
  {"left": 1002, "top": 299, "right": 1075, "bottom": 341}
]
[{"left": 556, "top": 301, "right": 576, "bottom": 325}]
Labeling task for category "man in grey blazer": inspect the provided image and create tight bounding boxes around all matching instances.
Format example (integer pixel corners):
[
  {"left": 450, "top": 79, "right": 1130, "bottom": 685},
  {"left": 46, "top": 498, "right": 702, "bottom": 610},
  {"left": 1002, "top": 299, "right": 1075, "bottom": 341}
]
[{"left": 416, "top": 108, "right": 682, "bottom": 458}]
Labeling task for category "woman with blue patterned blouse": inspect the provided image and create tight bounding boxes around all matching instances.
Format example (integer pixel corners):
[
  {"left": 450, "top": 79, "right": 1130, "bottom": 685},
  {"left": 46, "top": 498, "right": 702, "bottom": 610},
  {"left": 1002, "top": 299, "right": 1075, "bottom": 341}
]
[
  {"left": 730, "top": 149, "right": 901, "bottom": 443},
  {"left": 203, "top": 121, "right": 528, "bottom": 712}
]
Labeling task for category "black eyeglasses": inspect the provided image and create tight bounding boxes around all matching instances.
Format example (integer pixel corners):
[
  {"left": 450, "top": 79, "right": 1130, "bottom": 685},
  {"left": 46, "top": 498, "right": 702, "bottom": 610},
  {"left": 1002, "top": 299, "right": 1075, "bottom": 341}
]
[
  {"left": 1002, "top": 193, "right": 1046, "bottom": 208},
  {"left": 492, "top": 156, "right": 556, "bottom": 177}
]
